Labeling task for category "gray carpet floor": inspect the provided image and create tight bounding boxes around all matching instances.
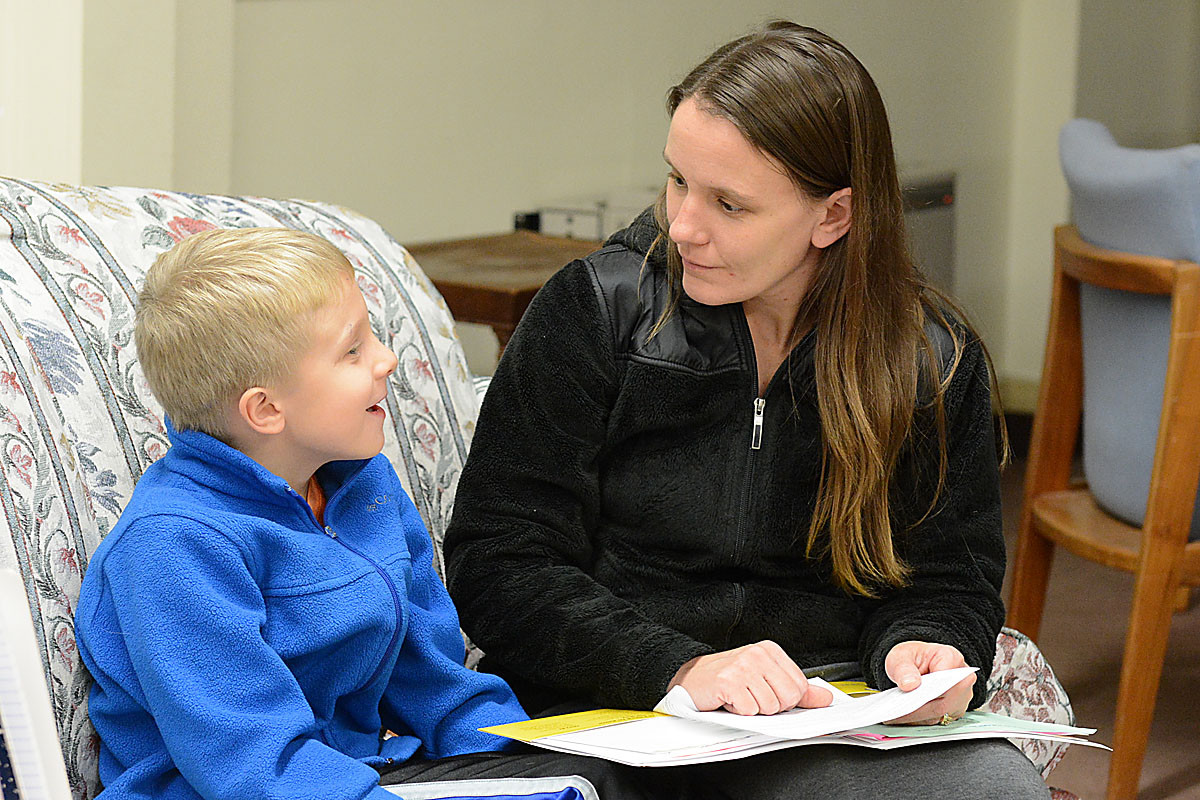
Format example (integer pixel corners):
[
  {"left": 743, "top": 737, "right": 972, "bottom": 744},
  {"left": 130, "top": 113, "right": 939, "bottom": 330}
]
[{"left": 1000, "top": 459, "right": 1200, "bottom": 799}]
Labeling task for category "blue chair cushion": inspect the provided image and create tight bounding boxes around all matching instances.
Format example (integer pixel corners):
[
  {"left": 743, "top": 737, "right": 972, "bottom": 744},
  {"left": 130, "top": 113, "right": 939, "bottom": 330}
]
[{"left": 1060, "top": 119, "right": 1200, "bottom": 540}]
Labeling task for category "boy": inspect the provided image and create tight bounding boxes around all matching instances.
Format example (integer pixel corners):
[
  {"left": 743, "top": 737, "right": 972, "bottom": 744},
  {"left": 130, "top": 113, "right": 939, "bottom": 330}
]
[{"left": 75, "top": 229, "right": 651, "bottom": 800}]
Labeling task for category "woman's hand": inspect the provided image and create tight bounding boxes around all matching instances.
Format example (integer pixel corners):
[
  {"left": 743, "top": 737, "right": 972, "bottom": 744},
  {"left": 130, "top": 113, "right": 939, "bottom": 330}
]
[
  {"left": 668, "top": 640, "right": 833, "bottom": 715},
  {"left": 882, "top": 640, "right": 975, "bottom": 725}
]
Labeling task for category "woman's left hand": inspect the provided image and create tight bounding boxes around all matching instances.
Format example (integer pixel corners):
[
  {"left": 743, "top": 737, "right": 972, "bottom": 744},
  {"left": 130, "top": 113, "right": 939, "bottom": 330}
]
[{"left": 881, "top": 640, "right": 975, "bottom": 725}]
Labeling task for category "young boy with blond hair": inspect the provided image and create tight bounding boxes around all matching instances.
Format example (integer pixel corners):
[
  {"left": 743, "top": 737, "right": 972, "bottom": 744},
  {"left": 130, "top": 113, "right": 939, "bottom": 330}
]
[{"left": 74, "top": 229, "right": 653, "bottom": 800}]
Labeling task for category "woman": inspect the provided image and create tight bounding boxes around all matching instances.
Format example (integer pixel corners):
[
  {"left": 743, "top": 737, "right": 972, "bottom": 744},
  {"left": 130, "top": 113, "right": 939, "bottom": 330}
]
[{"left": 445, "top": 21, "right": 1048, "bottom": 799}]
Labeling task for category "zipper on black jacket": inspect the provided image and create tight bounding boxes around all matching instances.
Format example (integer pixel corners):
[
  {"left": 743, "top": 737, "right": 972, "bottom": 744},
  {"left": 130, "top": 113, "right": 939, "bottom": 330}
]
[
  {"left": 732, "top": 454, "right": 756, "bottom": 568},
  {"left": 751, "top": 397, "right": 766, "bottom": 450},
  {"left": 733, "top": 307, "right": 764, "bottom": 567}
]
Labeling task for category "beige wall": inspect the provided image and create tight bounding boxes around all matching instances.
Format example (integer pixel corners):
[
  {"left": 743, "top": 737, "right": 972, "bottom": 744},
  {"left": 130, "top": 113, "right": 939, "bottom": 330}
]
[
  {"left": 81, "top": 1, "right": 177, "bottom": 188},
  {"left": 999, "top": 1, "right": 1081, "bottom": 404},
  {"left": 0, "top": 1, "right": 85, "bottom": 184},
  {"left": 229, "top": 1, "right": 1042, "bottom": 377},
  {"left": 9, "top": 1, "right": 1196, "bottom": 402},
  {"left": 1076, "top": 0, "right": 1200, "bottom": 149},
  {"left": 173, "top": 0, "right": 235, "bottom": 194},
  {"left": 0, "top": 0, "right": 232, "bottom": 191}
]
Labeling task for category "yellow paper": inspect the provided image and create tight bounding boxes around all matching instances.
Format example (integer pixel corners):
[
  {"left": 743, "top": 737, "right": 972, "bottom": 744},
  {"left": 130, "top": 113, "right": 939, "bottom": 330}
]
[
  {"left": 480, "top": 708, "right": 665, "bottom": 742},
  {"left": 830, "top": 680, "right": 878, "bottom": 697}
]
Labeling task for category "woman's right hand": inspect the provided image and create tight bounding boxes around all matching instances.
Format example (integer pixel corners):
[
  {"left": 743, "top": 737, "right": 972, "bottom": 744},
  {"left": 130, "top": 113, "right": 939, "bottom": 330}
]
[{"left": 667, "top": 640, "right": 833, "bottom": 715}]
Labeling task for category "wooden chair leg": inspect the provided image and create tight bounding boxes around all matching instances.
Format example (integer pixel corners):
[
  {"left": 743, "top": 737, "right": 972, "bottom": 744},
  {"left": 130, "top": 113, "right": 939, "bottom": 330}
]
[
  {"left": 1007, "top": 524, "right": 1055, "bottom": 642},
  {"left": 1173, "top": 585, "right": 1191, "bottom": 613},
  {"left": 1105, "top": 551, "right": 1182, "bottom": 800}
]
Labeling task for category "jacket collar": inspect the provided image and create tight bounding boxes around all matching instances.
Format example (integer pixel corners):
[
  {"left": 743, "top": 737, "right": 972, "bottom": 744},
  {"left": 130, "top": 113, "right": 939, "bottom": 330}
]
[{"left": 162, "top": 418, "right": 373, "bottom": 515}]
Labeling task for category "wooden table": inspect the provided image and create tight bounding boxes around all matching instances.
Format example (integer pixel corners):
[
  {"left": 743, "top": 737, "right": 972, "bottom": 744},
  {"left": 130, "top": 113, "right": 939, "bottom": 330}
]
[{"left": 406, "top": 231, "right": 601, "bottom": 351}]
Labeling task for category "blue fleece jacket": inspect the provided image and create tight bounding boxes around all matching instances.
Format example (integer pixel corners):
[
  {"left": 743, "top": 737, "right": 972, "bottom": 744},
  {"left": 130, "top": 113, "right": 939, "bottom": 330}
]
[{"left": 75, "top": 424, "right": 527, "bottom": 800}]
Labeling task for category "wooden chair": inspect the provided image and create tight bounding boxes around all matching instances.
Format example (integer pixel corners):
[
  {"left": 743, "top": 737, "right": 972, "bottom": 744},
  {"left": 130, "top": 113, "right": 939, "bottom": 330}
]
[{"left": 1008, "top": 225, "right": 1200, "bottom": 799}]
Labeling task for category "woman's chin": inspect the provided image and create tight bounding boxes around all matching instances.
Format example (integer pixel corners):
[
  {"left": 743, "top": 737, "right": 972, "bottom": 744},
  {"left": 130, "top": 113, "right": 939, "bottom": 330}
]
[{"left": 682, "top": 274, "right": 739, "bottom": 307}]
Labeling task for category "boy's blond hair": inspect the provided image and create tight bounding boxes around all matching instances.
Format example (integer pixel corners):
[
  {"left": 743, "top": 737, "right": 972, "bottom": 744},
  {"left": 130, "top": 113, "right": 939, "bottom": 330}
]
[{"left": 135, "top": 227, "right": 356, "bottom": 439}]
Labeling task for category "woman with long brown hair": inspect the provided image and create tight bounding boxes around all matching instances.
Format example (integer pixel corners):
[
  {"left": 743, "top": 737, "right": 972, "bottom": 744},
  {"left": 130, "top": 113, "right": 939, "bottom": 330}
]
[{"left": 445, "top": 21, "right": 1048, "bottom": 798}]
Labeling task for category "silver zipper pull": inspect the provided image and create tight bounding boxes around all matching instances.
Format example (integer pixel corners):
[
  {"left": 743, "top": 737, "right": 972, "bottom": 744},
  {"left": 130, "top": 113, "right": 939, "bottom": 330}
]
[
  {"left": 751, "top": 397, "right": 766, "bottom": 450},
  {"left": 325, "top": 526, "right": 338, "bottom": 539}
]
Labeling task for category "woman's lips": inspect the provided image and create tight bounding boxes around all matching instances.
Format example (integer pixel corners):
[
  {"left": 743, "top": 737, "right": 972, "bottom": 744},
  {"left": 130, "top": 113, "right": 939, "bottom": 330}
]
[{"left": 681, "top": 256, "right": 718, "bottom": 271}]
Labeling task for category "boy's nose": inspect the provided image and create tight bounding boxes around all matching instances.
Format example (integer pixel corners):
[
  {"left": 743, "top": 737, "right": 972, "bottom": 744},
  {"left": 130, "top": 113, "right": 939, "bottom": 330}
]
[{"left": 380, "top": 347, "right": 398, "bottom": 378}]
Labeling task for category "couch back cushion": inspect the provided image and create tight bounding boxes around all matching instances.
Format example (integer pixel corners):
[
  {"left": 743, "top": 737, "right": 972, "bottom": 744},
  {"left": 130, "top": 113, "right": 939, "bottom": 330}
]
[{"left": 0, "top": 177, "right": 477, "bottom": 799}]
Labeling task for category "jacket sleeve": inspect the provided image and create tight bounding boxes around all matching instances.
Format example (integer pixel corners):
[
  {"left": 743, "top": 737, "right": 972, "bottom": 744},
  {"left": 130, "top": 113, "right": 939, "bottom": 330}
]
[
  {"left": 380, "top": 486, "right": 528, "bottom": 756},
  {"left": 84, "top": 518, "right": 396, "bottom": 800},
  {"left": 857, "top": 333, "right": 1006, "bottom": 709},
  {"left": 444, "top": 260, "right": 715, "bottom": 710}
]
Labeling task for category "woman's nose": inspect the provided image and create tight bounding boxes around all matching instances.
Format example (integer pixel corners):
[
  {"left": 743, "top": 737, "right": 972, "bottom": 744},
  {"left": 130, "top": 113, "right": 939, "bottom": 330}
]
[{"left": 668, "top": 197, "right": 705, "bottom": 247}]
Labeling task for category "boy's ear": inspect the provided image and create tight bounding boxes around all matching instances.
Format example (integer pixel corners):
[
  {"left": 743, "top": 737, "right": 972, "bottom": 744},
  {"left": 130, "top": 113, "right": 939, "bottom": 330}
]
[
  {"left": 237, "top": 386, "right": 286, "bottom": 435},
  {"left": 812, "top": 187, "right": 852, "bottom": 249}
]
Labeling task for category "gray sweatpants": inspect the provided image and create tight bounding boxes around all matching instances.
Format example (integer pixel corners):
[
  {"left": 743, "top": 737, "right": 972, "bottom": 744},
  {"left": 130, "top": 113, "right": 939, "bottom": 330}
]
[
  {"left": 676, "top": 739, "right": 1051, "bottom": 799},
  {"left": 377, "top": 749, "right": 677, "bottom": 799},
  {"left": 378, "top": 739, "right": 1049, "bottom": 800}
]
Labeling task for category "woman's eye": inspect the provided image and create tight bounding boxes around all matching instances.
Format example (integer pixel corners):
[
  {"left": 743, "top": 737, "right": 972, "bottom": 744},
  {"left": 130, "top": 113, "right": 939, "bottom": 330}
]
[
  {"left": 718, "top": 198, "right": 743, "bottom": 214},
  {"left": 668, "top": 173, "right": 686, "bottom": 189}
]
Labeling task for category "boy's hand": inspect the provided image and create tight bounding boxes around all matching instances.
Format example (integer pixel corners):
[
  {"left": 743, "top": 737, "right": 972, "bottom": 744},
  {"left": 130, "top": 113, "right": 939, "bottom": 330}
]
[{"left": 668, "top": 640, "right": 833, "bottom": 715}]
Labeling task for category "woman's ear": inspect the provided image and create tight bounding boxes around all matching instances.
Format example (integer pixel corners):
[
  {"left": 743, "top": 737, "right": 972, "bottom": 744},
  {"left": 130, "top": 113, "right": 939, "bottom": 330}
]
[
  {"left": 237, "top": 386, "right": 286, "bottom": 435},
  {"left": 812, "top": 187, "right": 852, "bottom": 249}
]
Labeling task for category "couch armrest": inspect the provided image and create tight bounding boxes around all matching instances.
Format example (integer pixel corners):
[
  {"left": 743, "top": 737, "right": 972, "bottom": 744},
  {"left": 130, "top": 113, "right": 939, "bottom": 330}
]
[
  {"left": 472, "top": 375, "right": 492, "bottom": 407},
  {"left": 986, "top": 627, "right": 1075, "bottom": 778}
]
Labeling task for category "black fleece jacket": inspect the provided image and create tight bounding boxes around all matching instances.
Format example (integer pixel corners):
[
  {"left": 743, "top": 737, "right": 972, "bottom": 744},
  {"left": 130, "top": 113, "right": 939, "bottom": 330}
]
[{"left": 444, "top": 209, "right": 1005, "bottom": 713}]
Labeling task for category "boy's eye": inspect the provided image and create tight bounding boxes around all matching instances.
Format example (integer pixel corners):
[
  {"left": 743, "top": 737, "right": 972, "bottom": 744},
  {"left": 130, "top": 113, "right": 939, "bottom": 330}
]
[
  {"left": 718, "top": 198, "right": 743, "bottom": 214},
  {"left": 347, "top": 345, "right": 360, "bottom": 356}
]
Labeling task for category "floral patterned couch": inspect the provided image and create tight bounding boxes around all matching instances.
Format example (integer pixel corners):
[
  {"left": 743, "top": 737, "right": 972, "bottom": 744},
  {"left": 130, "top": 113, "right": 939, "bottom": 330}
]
[{"left": 0, "top": 177, "right": 1077, "bottom": 799}]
